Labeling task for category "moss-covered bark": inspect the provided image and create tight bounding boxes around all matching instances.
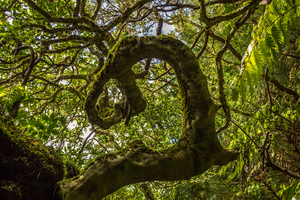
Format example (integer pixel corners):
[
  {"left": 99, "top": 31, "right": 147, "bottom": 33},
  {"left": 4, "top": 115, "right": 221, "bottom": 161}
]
[
  {"left": 59, "top": 36, "right": 239, "bottom": 200},
  {"left": 0, "top": 116, "right": 65, "bottom": 200}
]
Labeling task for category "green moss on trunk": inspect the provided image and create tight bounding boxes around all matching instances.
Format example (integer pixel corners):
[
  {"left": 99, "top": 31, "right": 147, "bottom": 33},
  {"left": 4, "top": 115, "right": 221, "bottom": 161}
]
[{"left": 0, "top": 116, "right": 65, "bottom": 200}]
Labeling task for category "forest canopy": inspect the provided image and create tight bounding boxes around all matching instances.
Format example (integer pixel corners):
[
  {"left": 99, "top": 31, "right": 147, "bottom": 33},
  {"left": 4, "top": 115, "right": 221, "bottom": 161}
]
[{"left": 0, "top": 0, "right": 300, "bottom": 199}]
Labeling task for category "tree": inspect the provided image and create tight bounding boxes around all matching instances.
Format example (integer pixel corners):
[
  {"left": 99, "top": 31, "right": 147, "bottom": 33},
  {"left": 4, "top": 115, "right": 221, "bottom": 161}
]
[{"left": 0, "top": 0, "right": 299, "bottom": 199}]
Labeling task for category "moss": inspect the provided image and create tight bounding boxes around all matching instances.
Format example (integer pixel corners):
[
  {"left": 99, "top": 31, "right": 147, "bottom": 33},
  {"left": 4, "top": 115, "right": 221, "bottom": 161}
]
[
  {"left": 95, "top": 92, "right": 115, "bottom": 119},
  {"left": 0, "top": 116, "right": 65, "bottom": 200},
  {"left": 65, "top": 161, "right": 80, "bottom": 179},
  {"left": 96, "top": 104, "right": 115, "bottom": 119},
  {"left": 95, "top": 35, "right": 138, "bottom": 79},
  {"left": 158, "top": 35, "right": 184, "bottom": 48},
  {"left": 88, "top": 36, "right": 139, "bottom": 120},
  {"left": 76, "top": 139, "right": 161, "bottom": 179}
]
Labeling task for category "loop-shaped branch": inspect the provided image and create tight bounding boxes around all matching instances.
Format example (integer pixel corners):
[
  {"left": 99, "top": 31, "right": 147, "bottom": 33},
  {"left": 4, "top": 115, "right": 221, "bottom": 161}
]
[{"left": 60, "top": 35, "right": 240, "bottom": 200}]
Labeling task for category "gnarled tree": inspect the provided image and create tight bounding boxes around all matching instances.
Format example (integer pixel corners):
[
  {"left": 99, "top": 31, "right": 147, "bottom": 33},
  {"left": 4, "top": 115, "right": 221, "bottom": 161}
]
[
  {"left": 3, "top": 0, "right": 299, "bottom": 199},
  {"left": 59, "top": 35, "right": 238, "bottom": 199}
]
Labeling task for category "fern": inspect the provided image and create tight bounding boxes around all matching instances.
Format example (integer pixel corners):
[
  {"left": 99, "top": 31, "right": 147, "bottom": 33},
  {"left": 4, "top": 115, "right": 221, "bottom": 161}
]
[
  {"left": 271, "top": 25, "right": 284, "bottom": 54},
  {"left": 270, "top": 0, "right": 281, "bottom": 15},
  {"left": 259, "top": 38, "right": 272, "bottom": 65},
  {"left": 289, "top": 10, "right": 298, "bottom": 28},
  {"left": 296, "top": 36, "right": 300, "bottom": 50},
  {"left": 285, "top": 0, "right": 294, "bottom": 8},
  {"left": 251, "top": 48, "right": 262, "bottom": 85},
  {"left": 231, "top": 0, "right": 300, "bottom": 102},
  {"left": 248, "top": 47, "right": 261, "bottom": 87},
  {"left": 297, "top": 0, "right": 300, "bottom": 16},
  {"left": 254, "top": 48, "right": 263, "bottom": 75},
  {"left": 246, "top": 70, "right": 254, "bottom": 96},
  {"left": 231, "top": 87, "right": 239, "bottom": 101},
  {"left": 276, "top": 16, "right": 289, "bottom": 45},
  {"left": 239, "top": 77, "right": 246, "bottom": 104}
]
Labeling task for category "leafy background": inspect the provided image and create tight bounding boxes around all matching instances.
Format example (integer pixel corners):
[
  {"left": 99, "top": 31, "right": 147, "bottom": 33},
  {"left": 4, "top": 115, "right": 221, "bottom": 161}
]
[{"left": 0, "top": 0, "right": 300, "bottom": 199}]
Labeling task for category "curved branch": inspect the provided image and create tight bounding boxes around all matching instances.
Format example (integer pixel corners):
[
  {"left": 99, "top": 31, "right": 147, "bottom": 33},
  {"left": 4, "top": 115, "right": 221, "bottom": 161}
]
[
  {"left": 91, "top": 0, "right": 103, "bottom": 20},
  {"left": 59, "top": 36, "right": 238, "bottom": 200},
  {"left": 53, "top": 74, "right": 93, "bottom": 82},
  {"left": 9, "top": 45, "right": 39, "bottom": 118},
  {"left": 157, "top": 0, "right": 248, "bottom": 12},
  {"left": 104, "top": 0, "right": 153, "bottom": 31},
  {"left": 265, "top": 75, "right": 299, "bottom": 102},
  {"left": 196, "top": 30, "right": 209, "bottom": 59},
  {"left": 191, "top": 28, "right": 205, "bottom": 50},
  {"left": 207, "top": 31, "right": 242, "bottom": 60},
  {"left": 216, "top": 4, "right": 258, "bottom": 133},
  {"left": 23, "top": 0, "right": 52, "bottom": 19},
  {"left": 199, "top": 0, "right": 260, "bottom": 27},
  {"left": 32, "top": 75, "right": 85, "bottom": 100},
  {"left": 21, "top": 24, "right": 93, "bottom": 34}
]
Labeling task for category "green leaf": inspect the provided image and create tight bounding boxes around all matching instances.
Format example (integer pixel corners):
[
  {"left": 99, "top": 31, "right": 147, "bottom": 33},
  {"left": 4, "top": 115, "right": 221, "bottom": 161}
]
[
  {"left": 270, "top": 0, "right": 281, "bottom": 15},
  {"left": 296, "top": 36, "right": 300, "bottom": 50},
  {"left": 282, "top": 180, "right": 300, "bottom": 200},
  {"left": 289, "top": 10, "right": 298, "bottom": 28},
  {"left": 259, "top": 38, "right": 271, "bottom": 65},
  {"left": 277, "top": 16, "right": 289, "bottom": 45},
  {"left": 245, "top": 70, "right": 254, "bottom": 96},
  {"left": 239, "top": 77, "right": 246, "bottom": 104},
  {"left": 285, "top": 0, "right": 294, "bottom": 7},
  {"left": 271, "top": 25, "right": 283, "bottom": 54},
  {"left": 265, "top": 33, "right": 278, "bottom": 65},
  {"left": 254, "top": 48, "right": 263, "bottom": 76},
  {"left": 231, "top": 87, "right": 239, "bottom": 101},
  {"left": 297, "top": 0, "right": 300, "bottom": 17},
  {"left": 0, "top": 85, "right": 26, "bottom": 112}
]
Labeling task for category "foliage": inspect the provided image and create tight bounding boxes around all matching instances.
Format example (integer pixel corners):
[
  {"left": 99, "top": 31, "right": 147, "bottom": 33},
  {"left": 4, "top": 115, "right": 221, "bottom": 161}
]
[
  {"left": 0, "top": 0, "right": 300, "bottom": 199},
  {"left": 0, "top": 116, "right": 65, "bottom": 200},
  {"left": 0, "top": 85, "right": 25, "bottom": 112},
  {"left": 238, "top": 0, "right": 300, "bottom": 102}
]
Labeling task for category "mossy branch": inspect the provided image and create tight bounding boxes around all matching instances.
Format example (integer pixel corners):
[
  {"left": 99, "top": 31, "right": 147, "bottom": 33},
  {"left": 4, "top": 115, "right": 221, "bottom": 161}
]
[{"left": 61, "top": 35, "right": 239, "bottom": 200}]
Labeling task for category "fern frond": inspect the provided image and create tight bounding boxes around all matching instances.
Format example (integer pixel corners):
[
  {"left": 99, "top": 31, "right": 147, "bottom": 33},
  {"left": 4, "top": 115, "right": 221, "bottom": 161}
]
[
  {"left": 245, "top": 70, "right": 254, "bottom": 96},
  {"left": 288, "top": 10, "right": 297, "bottom": 28},
  {"left": 296, "top": 36, "right": 300, "bottom": 50},
  {"left": 253, "top": 48, "right": 263, "bottom": 77},
  {"left": 270, "top": 0, "right": 281, "bottom": 15},
  {"left": 264, "top": 11, "right": 271, "bottom": 25},
  {"left": 259, "top": 38, "right": 271, "bottom": 66},
  {"left": 239, "top": 76, "right": 246, "bottom": 104},
  {"left": 248, "top": 54, "right": 256, "bottom": 74},
  {"left": 231, "top": 87, "right": 239, "bottom": 101},
  {"left": 285, "top": 0, "right": 294, "bottom": 8},
  {"left": 252, "top": 27, "right": 260, "bottom": 42},
  {"left": 271, "top": 26, "right": 283, "bottom": 54},
  {"left": 296, "top": 0, "right": 300, "bottom": 16},
  {"left": 265, "top": 33, "right": 278, "bottom": 66},
  {"left": 277, "top": 16, "right": 289, "bottom": 45}
]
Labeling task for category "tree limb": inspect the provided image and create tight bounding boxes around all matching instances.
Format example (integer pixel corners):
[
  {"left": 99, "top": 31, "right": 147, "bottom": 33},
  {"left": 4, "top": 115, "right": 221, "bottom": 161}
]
[{"left": 60, "top": 35, "right": 238, "bottom": 200}]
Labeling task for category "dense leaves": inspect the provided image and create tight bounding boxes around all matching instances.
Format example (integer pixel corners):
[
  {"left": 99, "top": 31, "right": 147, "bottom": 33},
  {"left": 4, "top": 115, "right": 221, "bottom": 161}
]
[{"left": 0, "top": 0, "right": 300, "bottom": 199}]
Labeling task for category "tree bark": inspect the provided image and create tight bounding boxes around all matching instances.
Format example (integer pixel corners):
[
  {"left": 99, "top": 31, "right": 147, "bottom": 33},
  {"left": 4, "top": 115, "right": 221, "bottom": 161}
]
[{"left": 59, "top": 36, "right": 238, "bottom": 200}]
